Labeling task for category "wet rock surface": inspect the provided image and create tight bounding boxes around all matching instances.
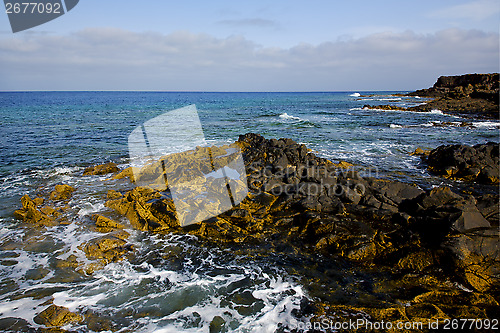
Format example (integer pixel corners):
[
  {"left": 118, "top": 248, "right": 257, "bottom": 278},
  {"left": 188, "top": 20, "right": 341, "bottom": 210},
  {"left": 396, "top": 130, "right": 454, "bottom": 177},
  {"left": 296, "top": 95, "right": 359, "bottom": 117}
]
[
  {"left": 13, "top": 184, "right": 73, "bottom": 227},
  {"left": 12, "top": 133, "right": 500, "bottom": 331},
  {"left": 423, "top": 142, "right": 499, "bottom": 184},
  {"left": 34, "top": 304, "right": 83, "bottom": 327},
  {"left": 49, "top": 184, "right": 75, "bottom": 201},
  {"left": 83, "top": 162, "right": 120, "bottom": 176}
]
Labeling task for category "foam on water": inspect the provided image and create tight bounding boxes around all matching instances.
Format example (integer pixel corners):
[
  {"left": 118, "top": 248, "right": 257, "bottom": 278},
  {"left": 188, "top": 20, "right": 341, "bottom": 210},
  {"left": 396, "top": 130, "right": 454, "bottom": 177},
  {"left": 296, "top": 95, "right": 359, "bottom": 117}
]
[
  {"left": 47, "top": 232, "right": 307, "bottom": 332},
  {"left": 0, "top": 297, "right": 51, "bottom": 327},
  {"left": 279, "top": 112, "right": 302, "bottom": 121},
  {"left": 473, "top": 121, "right": 500, "bottom": 128},
  {"left": 429, "top": 109, "right": 444, "bottom": 115},
  {"left": 349, "top": 93, "right": 361, "bottom": 97},
  {"left": 1, "top": 202, "right": 308, "bottom": 331},
  {"left": 77, "top": 201, "right": 107, "bottom": 217},
  {"left": 359, "top": 106, "right": 462, "bottom": 119}
]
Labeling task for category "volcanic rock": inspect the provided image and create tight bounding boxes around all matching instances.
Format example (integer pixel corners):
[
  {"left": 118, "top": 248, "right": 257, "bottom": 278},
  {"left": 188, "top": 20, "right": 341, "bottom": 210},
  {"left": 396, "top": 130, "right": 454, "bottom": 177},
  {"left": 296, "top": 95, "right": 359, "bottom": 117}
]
[
  {"left": 424, "top": 142, "right": 499, "bottom": 184},
  {"left": 409, "top": 73, "right": 499, "bottom": 118},
  {"left": 83, "top": 162, "right": 120, "bottom": 176}
]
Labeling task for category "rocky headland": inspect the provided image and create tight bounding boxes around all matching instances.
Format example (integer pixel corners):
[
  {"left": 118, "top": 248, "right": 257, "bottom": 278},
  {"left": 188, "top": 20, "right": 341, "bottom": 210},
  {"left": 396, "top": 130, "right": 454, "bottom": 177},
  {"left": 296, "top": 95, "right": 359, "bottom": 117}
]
[
  {"left": 12, "top": 133, "right": 499, "bottom": 332},
  {"left": 364, "top": 73, "right": 499, "bottom": 119}
]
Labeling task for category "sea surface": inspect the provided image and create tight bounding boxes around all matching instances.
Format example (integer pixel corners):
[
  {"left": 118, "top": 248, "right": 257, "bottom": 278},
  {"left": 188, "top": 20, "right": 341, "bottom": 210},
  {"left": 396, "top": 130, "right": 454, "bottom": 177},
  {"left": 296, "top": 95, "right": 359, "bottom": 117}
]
[{"left": 0, "top": 91, "right": 498, "bottom": 332}]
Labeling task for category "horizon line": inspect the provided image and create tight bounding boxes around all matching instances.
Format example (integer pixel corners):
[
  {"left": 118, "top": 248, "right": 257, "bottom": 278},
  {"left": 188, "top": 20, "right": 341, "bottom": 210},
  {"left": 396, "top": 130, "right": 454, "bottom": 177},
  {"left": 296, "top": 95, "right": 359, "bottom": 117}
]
[{"left": 0, "top": 89, "right": 412, "bottom": 93}]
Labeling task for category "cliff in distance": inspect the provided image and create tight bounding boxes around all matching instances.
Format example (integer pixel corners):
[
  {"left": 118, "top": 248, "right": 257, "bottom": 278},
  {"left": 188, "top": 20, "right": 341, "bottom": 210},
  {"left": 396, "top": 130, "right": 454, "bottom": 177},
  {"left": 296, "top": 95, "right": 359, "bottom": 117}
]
[{"left": 409, "top": 73, "right": 499, "bottom": 118}]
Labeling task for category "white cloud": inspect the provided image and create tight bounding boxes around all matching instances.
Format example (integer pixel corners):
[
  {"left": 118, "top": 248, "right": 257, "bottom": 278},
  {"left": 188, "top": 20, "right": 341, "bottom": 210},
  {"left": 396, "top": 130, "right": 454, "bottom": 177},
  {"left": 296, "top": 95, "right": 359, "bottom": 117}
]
[
  {"left": 0, "top": 28, "right": 498, "bottom": 91},
  {"left": 429, "top": 0, "right": 500, "bottom": 21}
]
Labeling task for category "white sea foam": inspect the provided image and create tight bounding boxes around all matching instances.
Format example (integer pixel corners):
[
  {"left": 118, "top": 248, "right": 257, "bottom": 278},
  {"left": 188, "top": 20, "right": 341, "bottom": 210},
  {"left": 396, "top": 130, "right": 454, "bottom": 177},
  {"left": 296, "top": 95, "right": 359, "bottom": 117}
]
[
  {"left": 0, "top": 297, "right": 51, "bottom": 327},
  {"left": 279, "top": 113, "right": 302, "bottom": 121},
  {"left": 378, "top": 97, "right": 402, "bottom": 101},
  {"left": 389, "top": 124, "right": 403, "bottom": 129},
  {"left": 473, "top": 121, "right": 500, "bottom": 128},
  {"left": 44, "top": 231, "right": 308, "bottom": 332},
  {"left": 77, "top": 201, "right": 106, "bottom": 217},
  {"left": 132, "top": 271, "right": 305, "bottom": 333},
  {"left": 350, "top": 92, "right": 361, "bottom": 97},
  {"left": 36, "top": 166, "right": 82, "bottom": 180},
  {"left": 428, "top": 109, "right": 444, "bottom": 115}
]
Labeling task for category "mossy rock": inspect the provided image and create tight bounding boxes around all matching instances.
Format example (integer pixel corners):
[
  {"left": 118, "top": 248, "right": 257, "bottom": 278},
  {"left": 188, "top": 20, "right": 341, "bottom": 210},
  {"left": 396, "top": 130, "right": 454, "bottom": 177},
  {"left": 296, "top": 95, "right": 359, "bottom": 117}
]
[
  {"left": 34, "top": 304, "right": 83, "bottom": 327},
  {"left": 83, "top": 162, "right": 120, "bottom": 176},
  {"left": 49, "top": 184, "right": 75, "bottom": 201}
]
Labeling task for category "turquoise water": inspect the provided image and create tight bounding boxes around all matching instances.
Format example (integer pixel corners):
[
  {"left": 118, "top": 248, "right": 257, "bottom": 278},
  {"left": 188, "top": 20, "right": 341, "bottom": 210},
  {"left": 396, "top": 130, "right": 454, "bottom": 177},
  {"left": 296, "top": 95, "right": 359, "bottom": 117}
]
[{"left": 0, "top": 92, "right": 498, "bottom": 332}]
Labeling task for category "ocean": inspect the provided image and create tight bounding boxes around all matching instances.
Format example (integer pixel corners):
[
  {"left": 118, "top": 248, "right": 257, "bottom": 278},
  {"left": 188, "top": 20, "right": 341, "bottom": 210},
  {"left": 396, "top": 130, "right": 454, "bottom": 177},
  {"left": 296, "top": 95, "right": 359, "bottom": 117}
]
[{"left": 0, "top": 91, "right": 499, "bottom": 332}]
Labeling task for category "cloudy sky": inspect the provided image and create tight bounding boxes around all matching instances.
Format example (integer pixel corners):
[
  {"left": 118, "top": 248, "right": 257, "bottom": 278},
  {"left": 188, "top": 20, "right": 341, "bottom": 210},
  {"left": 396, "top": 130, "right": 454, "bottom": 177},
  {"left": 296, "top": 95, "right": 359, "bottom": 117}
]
[{"left": 0, "top": 0, "right": 499, "bottom": 91}]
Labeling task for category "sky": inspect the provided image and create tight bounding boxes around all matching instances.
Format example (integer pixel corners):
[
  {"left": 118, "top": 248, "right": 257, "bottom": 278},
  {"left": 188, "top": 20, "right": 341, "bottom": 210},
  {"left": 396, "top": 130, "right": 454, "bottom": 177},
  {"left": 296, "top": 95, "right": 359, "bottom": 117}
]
[{"left": 0, "top": 0, "right": 499, "bottom": 91}]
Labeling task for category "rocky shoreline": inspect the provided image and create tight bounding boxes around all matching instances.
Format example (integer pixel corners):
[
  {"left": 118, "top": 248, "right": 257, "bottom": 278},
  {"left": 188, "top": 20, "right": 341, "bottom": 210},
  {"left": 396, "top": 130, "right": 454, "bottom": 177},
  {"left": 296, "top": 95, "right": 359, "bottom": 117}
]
[
  {"left": 11, "top": 133, "right": 499, "bottom": 332},
  {"left": 364, "top": 73, "right": 499, "bottom": 119}
]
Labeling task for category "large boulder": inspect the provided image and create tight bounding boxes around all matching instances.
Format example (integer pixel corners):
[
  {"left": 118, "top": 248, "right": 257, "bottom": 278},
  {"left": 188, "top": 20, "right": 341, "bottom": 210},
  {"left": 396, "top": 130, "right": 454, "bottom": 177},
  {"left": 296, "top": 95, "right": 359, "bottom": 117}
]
[
  {"left": 446, "top": 228, "right": 500, "bottom": 292},
  {"left": 400, "top": 187, "right": 491, "bottom": 244},
  {"left": 49, "top": 184, "right": 76, "bottom": 201}
]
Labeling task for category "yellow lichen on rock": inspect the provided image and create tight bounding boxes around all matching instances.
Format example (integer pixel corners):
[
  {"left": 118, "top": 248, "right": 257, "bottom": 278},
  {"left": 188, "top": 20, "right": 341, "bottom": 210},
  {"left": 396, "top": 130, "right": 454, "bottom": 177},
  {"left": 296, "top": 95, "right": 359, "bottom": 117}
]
[
  {"left": 398, "top": 250, "right": 434, "bottom": 271},
  {"left": 410, "top": 147, "right": 431, "bottom": 156},
  {"left": 34, "top": 304, "right": 83, "bottom": 327},
  {"left": 80, "top": 231, "right": 131, "bottom": 273},
  {"left": 112, "top": 166, "right": 137, "bottom": 182},
  {"left": 14, "top": 195, "right": 57, "bottom": 226},
  {"left": 83, "top": 162, "right": 120, "bottom": 176},
  {"left": 93, "top": 214, "right": 125, "bottom": 231},
  {"left": 49, "top": 184, "right": 75, "bottom": 201},
  {"left": 332, "top": 161, "right": 354, "bottom": 169}
]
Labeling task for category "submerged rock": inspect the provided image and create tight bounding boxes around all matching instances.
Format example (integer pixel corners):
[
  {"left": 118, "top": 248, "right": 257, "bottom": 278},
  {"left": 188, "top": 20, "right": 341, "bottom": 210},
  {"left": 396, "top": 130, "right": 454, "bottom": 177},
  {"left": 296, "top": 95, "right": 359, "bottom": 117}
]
[{"left": 83, "top": 162, "right": 120, "bottom": 176}]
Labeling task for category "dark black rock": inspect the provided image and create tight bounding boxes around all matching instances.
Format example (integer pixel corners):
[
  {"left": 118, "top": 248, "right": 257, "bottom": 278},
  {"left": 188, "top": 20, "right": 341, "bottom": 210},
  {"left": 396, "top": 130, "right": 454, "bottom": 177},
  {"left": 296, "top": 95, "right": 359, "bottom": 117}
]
[{"left": 425, "top": 142, "right": 499, "bottom": 184}]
